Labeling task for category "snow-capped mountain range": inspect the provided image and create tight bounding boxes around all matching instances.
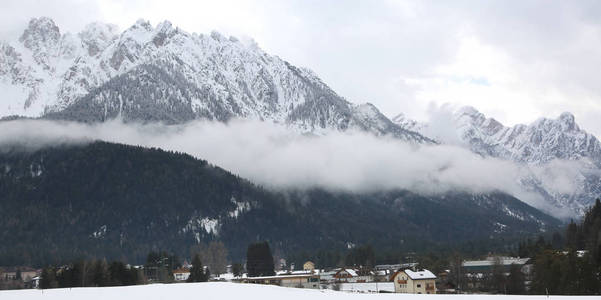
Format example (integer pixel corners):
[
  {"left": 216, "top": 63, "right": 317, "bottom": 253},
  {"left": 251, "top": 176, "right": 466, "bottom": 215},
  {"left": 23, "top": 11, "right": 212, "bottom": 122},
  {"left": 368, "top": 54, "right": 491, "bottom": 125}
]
[
  {"left": 1, "top": 17, "right": 599, "bottom": 218},
  {"left": 0, "top": 17, "right": 428, "bottom": 142},
  {"left": 393, "top": 107, "right": 601, "bottom": 217}
]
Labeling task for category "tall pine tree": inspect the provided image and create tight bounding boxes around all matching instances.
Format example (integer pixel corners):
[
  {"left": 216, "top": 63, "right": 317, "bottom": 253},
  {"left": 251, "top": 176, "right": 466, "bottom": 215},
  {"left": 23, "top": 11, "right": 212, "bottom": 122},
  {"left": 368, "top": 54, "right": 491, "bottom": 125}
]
[
  {"left": 246, "top": 241, "right": 275, "bottom": 277},
  {"left": 187, "top": 253, "right": 208, "bottom": 282}
]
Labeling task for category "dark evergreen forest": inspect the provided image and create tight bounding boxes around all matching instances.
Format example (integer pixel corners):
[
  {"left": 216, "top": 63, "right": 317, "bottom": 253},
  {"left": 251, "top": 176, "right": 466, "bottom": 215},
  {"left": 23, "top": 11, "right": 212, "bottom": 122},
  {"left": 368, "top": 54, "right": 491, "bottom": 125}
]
[{"left": 0, "top": 141, "right": 560, "bottom": 267}]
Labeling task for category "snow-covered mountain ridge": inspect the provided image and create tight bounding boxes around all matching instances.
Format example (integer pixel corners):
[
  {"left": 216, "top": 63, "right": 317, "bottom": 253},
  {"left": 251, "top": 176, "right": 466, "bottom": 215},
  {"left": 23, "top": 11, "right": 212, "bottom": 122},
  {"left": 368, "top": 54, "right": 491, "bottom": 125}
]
[
  {"left": 454, "top": 107, "right": 601, "bottom": 164},
  {"left": 393, "top": 106, "right": 601, "bottom": 217},
  {"left": 0, "top": 17, "right": 429, "bottom": 142}
]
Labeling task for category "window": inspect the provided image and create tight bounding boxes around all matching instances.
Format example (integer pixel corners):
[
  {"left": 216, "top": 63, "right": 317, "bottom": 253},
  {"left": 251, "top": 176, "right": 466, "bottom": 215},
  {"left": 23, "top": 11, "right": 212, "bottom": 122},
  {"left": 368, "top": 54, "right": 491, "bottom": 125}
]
[{"left": 417, "top": 284, "right": 421, "bottom": 288}]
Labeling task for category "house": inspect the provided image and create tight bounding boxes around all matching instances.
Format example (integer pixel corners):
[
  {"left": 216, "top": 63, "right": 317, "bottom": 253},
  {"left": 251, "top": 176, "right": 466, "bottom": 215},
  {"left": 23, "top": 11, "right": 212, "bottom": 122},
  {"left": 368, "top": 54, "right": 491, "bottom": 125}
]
[
  {"left": 462, "top": 257, "right": 531, "bottom": 275},
  {"left": 303, "top": 261, "right": 315, "bottom": 271},
  {"left": 462, "top": 256, "right": 531, "bottom": 290},
  {"left": 373, "top": 269, "right": 390, "bottom": 282},
  {"left": 28, "top": 276, "right": 41, "bottom": 289},
  {"left": 236, "top": 273, "right": 320, "bottom": 289},
  {"left": 375, "top": 263, "right": 418, "bottom": 273},
  {"left": 374, "top": 263, "right": 418, "bottom": 282},
  {"left": 391, "top": 269, "right": 437, "bottom": 294},
  {"left": 172, "top": 267, "right": 190, "bottom": 281},
  {"left": 355, "top": 268, "right": 376, "bottom": 283},
  {"left": 318, "top": 269, "right": 337, "bottom": 283},
  {"left": 1, "top": 267, "right": 40, "bottom": 282},
  {"left": 278, "top": 258, "right": 287, "bottom": 270},
  {"left": 333, "top": 268, "right": 358, "bottom": 283}
]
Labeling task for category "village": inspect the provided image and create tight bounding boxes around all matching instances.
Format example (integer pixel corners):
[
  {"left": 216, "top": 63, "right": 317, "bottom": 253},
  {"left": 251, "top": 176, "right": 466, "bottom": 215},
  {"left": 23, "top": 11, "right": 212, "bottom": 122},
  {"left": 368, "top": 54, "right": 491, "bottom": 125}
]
[{"left": 0, "top": 255, "right": 536, "bottom": 295}]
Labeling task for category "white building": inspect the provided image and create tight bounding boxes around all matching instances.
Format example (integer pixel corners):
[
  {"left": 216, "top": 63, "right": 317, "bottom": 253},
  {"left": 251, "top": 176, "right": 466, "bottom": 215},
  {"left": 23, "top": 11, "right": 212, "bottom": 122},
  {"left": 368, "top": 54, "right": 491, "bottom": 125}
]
[
  {"left": 172, "top": 268, "right": 190, "bottom": 281},
  {"left": 333, "top": 268, "right": 358, "bottom": 283},
  {"left": 391, "top": 269, "right": 437, "bottom": 294}
]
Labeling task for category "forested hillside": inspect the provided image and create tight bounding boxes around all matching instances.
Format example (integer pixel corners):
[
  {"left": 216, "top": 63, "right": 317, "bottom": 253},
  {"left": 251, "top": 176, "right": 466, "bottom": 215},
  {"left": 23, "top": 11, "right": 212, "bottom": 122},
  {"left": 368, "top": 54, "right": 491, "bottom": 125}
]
[{"left": 0, "top": 141, "right": 560, "bottom": 266}]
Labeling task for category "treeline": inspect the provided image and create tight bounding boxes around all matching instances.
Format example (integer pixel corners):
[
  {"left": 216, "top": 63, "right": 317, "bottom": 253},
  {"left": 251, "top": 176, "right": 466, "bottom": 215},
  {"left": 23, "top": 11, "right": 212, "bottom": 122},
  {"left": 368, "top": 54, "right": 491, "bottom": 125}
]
[
  {"left": 40, "top": 260, "right": 143, "bottom": 289},
  {"left": 38, "top": 241, "right": 271, "bottom": 290},
  {"left": 528, "top": 199, "right": 601, "bottom": 295},
  {"left": 39, "top": 249, "right": 214, "bottom": 289},
  {"left": 144, "top": 251, "right": 181, "bottom": 283}
]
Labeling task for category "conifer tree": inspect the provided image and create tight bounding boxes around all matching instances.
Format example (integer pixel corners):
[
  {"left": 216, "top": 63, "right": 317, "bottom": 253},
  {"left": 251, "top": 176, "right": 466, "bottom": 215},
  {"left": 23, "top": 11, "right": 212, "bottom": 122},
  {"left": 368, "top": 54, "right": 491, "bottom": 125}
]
[
  {"left": 506, "top": 264, "right": 525, "bottom": 294},
  {"left": 40, "top": 267, "right": 58, "bottom": 289},
  {"left": 232, "top": 263, "right": 243, "bottom": 277},
  {"left": 187, "top": 253, "right": 208, "bottom": 282},
  {"left": 92, "top": 259, "right": 109, "bottom": 287},
  {"left": 246, "top": 241, "right": 275, "bottom": 277}
]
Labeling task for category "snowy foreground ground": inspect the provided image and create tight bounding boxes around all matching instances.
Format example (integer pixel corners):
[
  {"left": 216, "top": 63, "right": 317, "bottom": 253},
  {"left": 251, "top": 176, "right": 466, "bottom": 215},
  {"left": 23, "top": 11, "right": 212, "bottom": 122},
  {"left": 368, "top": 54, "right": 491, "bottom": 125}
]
[{"left": 0, "top": 282, "right": 597, "bottom": 300}]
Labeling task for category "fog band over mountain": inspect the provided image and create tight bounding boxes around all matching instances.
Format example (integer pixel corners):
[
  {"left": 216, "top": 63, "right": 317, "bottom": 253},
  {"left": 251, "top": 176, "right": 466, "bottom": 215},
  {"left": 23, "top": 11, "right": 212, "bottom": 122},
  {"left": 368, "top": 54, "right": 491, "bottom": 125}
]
[{"left": 0, "top": 118, "right": 585, "bottom": 218}]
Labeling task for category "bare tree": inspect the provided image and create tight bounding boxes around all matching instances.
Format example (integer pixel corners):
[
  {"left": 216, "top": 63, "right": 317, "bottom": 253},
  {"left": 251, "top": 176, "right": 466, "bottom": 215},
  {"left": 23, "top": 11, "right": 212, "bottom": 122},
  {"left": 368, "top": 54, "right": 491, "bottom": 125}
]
[{"left": 190, "top": 241, "right": 229, "bottom": 275}]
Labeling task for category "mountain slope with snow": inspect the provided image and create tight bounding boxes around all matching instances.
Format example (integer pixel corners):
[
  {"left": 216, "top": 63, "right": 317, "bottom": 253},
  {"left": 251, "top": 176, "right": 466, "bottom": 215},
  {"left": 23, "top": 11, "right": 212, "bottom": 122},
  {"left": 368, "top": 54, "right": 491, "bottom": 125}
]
[
  {"left": 0, "top": 17, "right": 429, "bottom": 142},
  {"left": 393, "top": 107, "right": 601, "bottom": 217}
]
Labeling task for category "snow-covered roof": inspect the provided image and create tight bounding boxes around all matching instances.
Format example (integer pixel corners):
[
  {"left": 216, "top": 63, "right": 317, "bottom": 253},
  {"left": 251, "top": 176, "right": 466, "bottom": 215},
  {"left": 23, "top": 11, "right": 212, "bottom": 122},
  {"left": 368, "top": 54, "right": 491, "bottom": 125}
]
[
  {"left": 276, "top": 270, "right": 315, "bottom": 276},
  {"left": 173, "top": 268, "right": 190, "bottom": 274},
  {"left": 218, "top": 273, "right": 235, "bottom": 280},
  {"left": 404, "top": 269, "right": 436, "bottom": 280},
  {"left": 462, "top": 257, "right": 530, "bottom": 267},
  {"left": 320, "top": 270, "right": 337, "bottom": 276},
  {"left": 243, "top": 273, "right": 317, "bottom": 280},
  {"left": 334, "top": 268, "right": 358, "bottom": 277}
]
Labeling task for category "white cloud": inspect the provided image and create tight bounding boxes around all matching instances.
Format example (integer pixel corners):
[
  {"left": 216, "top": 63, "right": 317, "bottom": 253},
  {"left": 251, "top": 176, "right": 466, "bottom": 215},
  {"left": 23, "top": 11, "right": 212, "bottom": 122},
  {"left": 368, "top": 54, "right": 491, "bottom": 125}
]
[{"left": 0, "top": 118, "right": 583, "bottom": 217}]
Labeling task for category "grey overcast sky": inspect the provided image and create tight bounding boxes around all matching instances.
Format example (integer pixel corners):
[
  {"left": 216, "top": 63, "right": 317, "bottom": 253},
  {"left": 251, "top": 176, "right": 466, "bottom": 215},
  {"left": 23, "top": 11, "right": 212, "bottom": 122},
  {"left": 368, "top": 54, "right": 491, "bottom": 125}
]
[{"left": 2, "top": 0, "right": 601, "bottom": 136}]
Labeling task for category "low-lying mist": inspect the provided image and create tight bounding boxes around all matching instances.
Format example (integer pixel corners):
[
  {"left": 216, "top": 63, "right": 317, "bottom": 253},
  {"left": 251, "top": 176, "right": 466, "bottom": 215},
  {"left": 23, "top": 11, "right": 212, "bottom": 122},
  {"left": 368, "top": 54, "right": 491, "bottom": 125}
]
[{"left": 0, "top": 118, "right": 585, "bottom": 218}]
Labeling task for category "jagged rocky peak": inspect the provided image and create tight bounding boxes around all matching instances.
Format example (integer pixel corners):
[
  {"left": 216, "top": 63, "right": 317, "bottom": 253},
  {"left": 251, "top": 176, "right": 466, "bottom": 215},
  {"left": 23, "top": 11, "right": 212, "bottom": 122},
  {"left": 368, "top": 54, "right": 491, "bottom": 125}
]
[
  {"left": 558, "top": 111, "right": 577, "bottom": 131},
  {"left": 532, "top": 111, "right": 577, "bottom": 129},
  {"left": 456, "top": 106, "right": 505, "bottom": 136},
  {"left": 18, "top": 17, "right": 62, "bottom": 69},
  {"left": 133, "top": 18, "right": 153, "bottom": 31},
  {"left": 456, "top": 105, "right": 480, "bottom": 117},
  {"left": 79, "top": 22, "right": 118, "bottom": 56},
  {"left": 153, "top": 20, "right": 175, "bottom": 46},
  {"left": 19, "top": 17, "right": 61, "bottom": 50}
]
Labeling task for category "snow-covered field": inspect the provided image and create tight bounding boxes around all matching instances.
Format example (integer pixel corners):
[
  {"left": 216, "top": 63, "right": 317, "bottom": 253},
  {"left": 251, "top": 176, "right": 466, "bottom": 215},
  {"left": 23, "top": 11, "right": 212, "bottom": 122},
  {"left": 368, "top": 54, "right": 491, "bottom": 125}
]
[
  {"left": 0, "top": 282, "right": 597, "bottom": 300},
  {"left": 338, "top": 282, "right": 394, "bottom": 293}
]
